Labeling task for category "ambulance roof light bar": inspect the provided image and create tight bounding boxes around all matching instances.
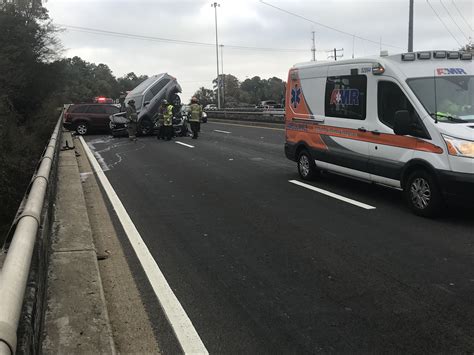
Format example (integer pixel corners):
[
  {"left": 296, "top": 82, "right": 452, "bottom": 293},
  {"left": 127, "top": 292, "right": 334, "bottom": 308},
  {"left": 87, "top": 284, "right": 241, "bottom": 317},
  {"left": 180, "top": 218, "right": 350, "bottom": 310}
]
[
  {"left": 417, "top": 52, "right": 431, "bottom": 59},
  {"left": 447, "top": 51, "right": 459, "bottom": 59},
  {"left": 433, "top": 51, "right": 447, "bottom": 59},
  {"left": 460, "top": 52, "right": 472, "bottom": 60},
  {"left": 401, "top": 53, "right": 416, "bottom": 61}
]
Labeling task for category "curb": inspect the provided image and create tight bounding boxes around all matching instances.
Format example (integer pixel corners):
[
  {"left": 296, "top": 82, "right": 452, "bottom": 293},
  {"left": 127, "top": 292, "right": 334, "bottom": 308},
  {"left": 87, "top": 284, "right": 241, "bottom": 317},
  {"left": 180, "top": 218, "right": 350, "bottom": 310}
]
[{"left": 41, "top": 132, "right": 116, "bottom": 354}]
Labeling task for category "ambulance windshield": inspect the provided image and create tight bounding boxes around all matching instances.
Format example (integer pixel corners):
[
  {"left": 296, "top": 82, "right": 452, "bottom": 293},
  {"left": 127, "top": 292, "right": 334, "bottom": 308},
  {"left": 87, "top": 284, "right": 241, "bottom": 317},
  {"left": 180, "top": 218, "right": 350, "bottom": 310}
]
[{"left": 407, "top": 75, "right": 474, "bottom": 123}]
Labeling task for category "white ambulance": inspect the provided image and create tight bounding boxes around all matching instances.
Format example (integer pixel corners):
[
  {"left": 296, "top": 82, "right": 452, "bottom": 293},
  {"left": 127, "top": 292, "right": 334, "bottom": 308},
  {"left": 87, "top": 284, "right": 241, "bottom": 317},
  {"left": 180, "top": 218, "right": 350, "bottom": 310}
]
[{"left": 284, "top": 50, "right": 473, "bottom": 216}]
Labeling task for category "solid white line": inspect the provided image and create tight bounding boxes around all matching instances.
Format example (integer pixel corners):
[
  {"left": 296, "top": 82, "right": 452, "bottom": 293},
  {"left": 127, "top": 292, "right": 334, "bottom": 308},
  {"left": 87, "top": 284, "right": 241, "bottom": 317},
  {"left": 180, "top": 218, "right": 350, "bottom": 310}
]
[
  {"left": 213, "top": 129, "right": 231, "bottom": 134},
  {"left": 288, "top": 180, "right": 376, "bottom": 210},
  {"left": 79, "top": 136, "right": 208, "bottom": 355},
  {"left": 175, "top": 141, "right": 195, "bottom": 148}
]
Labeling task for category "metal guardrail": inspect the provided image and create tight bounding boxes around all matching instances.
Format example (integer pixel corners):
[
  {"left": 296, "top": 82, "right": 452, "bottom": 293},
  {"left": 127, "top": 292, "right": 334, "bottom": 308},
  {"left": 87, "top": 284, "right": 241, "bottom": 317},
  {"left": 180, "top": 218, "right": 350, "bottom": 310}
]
[
  {"left": 205, "top": 109, "right": 285, "bottom": 124},
  {"left": 0, "top": 113, "right": 62, "bottom": 355}
]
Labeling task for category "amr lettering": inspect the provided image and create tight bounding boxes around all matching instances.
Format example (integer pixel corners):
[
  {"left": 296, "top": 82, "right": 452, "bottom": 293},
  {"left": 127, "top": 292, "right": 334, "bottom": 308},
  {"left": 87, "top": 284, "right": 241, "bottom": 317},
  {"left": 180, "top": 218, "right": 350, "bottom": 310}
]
[{"left": 330, "top": 89, "right": 360, "bottom": 106}]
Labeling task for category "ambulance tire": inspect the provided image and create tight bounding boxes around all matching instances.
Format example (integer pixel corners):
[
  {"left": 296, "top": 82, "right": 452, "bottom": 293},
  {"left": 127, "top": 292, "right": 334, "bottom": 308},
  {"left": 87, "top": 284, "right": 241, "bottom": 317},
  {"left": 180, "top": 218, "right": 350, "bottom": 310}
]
[
  {"left": 297, "top": 150, "right": 318, "bottom": 180},
  {"left": 404, "top": 169, "right": 443, "bottom": 217}
]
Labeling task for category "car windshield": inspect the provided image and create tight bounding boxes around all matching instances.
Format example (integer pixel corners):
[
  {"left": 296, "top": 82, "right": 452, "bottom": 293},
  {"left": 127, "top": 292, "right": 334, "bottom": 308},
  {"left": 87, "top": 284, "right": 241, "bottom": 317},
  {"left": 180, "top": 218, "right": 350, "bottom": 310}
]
[
  {"left": 407, "top": 75, "right": 474, "bottom": 123},
  {"left": 126, "top": 95, "right": 144, "bottom": 110}
]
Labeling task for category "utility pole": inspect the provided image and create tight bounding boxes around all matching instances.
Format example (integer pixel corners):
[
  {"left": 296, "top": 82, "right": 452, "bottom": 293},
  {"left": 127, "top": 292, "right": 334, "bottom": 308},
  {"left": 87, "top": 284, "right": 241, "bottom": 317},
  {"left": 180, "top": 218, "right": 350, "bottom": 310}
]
[
  {"left": 211, "top": 2, "right": 221, "bottom": 109},
  {"left": 352, "top": 35, "right": 355, "bottom": 58},
  {"left": 327, "top": 48, "right": 344, "bottom": 61},
  {"left": 311, "top": 31, "right": 316, "bottom": 61},
  {"left": 220, "top": 44, "right": 225, "bottom": 108},
  {"left": 408, "top": 0, "right": 414, "bottom": 52}
]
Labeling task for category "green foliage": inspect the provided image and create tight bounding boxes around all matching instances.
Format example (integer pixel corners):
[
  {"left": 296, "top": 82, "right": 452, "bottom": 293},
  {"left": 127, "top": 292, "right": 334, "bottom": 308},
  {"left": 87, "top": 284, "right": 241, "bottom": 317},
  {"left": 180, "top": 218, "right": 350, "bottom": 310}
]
[
  {"left": 202, "top": 74, "right": 286, "bottom": 107},
  {"left": 193, "top": 87, "right": 215, "bottom": 107}
]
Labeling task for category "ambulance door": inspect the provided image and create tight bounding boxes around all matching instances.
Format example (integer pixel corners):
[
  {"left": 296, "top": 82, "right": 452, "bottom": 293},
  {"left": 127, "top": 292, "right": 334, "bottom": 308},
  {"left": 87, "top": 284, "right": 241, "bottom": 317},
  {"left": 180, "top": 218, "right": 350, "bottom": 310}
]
[
  {"left": 320, "top": 64, "right": 371, "bottom": 180},
  {"left": 368, "top": 77, "right": 424, "bottom": 187}
]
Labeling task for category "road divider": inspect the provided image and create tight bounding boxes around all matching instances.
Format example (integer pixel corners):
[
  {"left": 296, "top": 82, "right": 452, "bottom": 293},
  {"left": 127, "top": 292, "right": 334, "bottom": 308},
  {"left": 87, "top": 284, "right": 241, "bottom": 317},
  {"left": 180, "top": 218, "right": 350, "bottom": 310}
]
[
  {"left": 79, "top": 136, "right": 208, "bottom": 355},
  {"left": 289, "top": 180, "right": 376, "bottom": 210}
]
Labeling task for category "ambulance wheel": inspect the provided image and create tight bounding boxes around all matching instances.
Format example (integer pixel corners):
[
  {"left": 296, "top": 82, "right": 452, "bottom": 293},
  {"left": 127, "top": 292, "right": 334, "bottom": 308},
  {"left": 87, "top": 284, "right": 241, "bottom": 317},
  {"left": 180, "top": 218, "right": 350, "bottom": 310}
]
[
  {"left": 297, "top": 150, "right": 317, "bottom": 180},
  {"left": 404, "top": 169, "right": 442, "bottom": 217}
]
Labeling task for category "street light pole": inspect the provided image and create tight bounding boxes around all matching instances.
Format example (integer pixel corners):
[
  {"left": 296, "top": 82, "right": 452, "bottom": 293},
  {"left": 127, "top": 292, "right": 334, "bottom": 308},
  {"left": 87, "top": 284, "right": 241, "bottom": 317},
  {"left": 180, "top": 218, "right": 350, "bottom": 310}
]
[
  {"left": 408, "top": 0, "right": 414, "bottom": 52},
  {"left": 212, "top": 2, "right": 221, "bottom": 109},
  {"left": 220, "top": 44, "right": 225, "bottom": 107}
]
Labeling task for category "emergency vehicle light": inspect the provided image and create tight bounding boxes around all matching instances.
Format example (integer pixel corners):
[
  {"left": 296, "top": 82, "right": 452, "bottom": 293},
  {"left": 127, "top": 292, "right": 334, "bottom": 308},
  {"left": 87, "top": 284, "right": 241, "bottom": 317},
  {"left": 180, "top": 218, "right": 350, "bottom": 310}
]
[
  {"left": 401, "top": 53, "right": 415, "bottom": 61},
  {"left": 433, "top": 51, "right": 447, "bottom": 58},
  {"left": 372, "top": 63, "right": 385, "bottom": 75},
  {"left": 417, "top": 52, "right": 431, "bottom": 59},
  {"left": 447, "top": 51, "right": 459, "bottom": 59},
  {"left": 460, "top": 52, "right": 473, "bottom": 60}
]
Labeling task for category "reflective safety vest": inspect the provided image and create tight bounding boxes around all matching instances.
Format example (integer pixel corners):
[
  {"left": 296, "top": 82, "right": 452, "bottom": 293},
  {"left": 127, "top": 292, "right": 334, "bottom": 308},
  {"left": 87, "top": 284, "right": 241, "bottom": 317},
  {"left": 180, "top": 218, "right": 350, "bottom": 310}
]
[
  {"left": 189, "top": 103, "right": 202, "bottom": 122},
  {"left": 126, "top": 105, "right": 138, "bottom": 123},
  {"left": 163, "top": 104, "right": 173, "bottom": 126}
]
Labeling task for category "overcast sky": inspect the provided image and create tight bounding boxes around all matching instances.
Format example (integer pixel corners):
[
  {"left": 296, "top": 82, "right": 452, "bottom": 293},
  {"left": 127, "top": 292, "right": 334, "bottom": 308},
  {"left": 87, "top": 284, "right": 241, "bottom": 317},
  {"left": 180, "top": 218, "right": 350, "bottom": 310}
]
[{"left": 46, "top": 0, "right": 473, "bottom": 100}]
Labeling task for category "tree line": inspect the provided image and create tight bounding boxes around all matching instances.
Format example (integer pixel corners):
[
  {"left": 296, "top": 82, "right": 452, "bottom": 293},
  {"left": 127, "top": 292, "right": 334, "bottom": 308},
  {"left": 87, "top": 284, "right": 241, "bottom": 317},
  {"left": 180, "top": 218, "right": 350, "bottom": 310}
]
[
  {"left": 0, "top": 2, "right": 148, "bottom": 239},
  {"left": 193, "top": 74, "right": 286, "bottom": 108}
]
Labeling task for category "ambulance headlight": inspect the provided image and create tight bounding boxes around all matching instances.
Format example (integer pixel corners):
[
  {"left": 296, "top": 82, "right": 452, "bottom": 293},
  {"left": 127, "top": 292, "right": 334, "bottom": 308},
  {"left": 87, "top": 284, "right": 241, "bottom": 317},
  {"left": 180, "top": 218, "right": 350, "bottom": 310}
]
[{"left": 442, "top": 135, "right": 474, "bottom": 158}]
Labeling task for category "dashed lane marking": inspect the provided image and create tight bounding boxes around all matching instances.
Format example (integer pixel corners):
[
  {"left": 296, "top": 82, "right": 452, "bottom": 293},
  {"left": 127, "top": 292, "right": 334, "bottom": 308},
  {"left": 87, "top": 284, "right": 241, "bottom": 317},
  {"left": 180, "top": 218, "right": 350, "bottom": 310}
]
[
  {"left": 208, "top": 121, "right": 284, "bottom": 131},
  {"left": 80, "top": 136, "right": 208, "bottom": 354},
  {"left": 213, "top": 129, "right": 231, "bottom": 134},
  {"left": 175, "top": 141, "right": 195, "bottom": 148},
  {"left": 289, "top": 180, "right": 376, "bottom": 210}
]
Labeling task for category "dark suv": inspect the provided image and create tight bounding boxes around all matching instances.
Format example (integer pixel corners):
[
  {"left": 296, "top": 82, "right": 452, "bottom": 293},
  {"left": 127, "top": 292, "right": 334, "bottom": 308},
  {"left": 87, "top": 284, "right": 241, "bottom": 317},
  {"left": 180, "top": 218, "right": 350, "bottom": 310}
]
[{"left": 63, "top": 104, "right": 120, "bottom": 135}]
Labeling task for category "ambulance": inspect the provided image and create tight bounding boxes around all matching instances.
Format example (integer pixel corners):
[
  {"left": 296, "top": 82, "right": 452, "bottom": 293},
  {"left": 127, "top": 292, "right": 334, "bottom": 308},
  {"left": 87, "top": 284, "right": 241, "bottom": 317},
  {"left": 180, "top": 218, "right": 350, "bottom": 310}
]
[{"left": 284, "top": 50, "right": 473, "bottom": 216}]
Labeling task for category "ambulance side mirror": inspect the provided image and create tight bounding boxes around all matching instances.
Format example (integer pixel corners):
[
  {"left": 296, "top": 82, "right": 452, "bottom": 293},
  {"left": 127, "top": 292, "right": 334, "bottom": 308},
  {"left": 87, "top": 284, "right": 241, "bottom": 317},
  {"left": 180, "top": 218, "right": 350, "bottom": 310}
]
[{"left": 393, "top": 110, "right": 411, "bottom": 136}]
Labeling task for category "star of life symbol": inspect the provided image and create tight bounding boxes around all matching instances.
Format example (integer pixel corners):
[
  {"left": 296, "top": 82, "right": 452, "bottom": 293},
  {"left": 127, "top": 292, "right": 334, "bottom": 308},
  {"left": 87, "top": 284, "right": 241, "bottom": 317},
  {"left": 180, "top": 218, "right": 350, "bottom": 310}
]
[
  {"left": 291, "top": 85, "right": 301, "bottom": 108},
  {"left": 335, "top": 91, "right": 342, "bottom": 104}
]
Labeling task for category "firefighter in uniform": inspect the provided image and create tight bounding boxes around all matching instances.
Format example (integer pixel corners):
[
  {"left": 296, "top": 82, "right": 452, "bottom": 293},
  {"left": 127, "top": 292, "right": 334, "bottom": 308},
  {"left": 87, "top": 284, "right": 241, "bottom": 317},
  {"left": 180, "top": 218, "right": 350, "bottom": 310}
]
[
  {"left": 126, "top": 99, "right": 138, "bottom": 141},
  {"left": 154, "top": 100, "right": 167, "bottom": 140},
  {"left": 162, "top": 100, "right": 174, "bottom": 141},
  {"left": 188, "top": 97, "right": 203, "bottom": 139}
]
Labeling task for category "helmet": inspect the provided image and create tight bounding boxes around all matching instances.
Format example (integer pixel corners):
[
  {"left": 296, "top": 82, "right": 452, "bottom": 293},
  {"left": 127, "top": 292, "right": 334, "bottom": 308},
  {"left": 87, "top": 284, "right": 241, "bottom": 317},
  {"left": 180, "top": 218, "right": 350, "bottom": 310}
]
[
  {"left": 191, "top": 96, "right": 198, "bottom": 103},
  {"left": 128, "top": 99, "right": 135, "bottom": 105},
  {"left": 161, "top": 99, "right": 168, "bottom": 105}
]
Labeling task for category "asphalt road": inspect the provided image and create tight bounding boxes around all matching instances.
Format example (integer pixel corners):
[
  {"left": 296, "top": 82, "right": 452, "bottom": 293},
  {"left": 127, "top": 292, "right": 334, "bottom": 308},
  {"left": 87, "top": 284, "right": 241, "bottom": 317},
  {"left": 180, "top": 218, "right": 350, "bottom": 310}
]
[{"left": 86, "top": 121, "right": 474, "bottom": 353}]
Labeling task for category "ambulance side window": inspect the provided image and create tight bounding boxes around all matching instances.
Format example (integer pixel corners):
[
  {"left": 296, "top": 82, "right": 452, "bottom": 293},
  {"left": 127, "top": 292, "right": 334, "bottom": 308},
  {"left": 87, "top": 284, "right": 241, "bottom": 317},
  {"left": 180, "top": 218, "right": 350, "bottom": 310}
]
[
  {"left": 325, "top": 75, "right": 367, "bottom": 120},
  {"left": 378, "top": 81, "right": 429, "bottom": 138}
]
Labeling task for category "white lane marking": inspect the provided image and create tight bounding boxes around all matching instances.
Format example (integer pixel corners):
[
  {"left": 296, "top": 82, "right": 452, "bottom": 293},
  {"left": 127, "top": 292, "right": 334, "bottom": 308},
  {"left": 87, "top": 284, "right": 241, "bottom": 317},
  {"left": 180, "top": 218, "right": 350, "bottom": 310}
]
[
  {"left": 213, "top": 129, "right": 231, "bottom": 134},
  {"left": 289, "top": 180, "right": 376, "bottom": 210},
  {"left": 79, "top": 136, "right": 208, "bottom": 355},
  {"left": 175, "top": 141, "right": 195, "bottom": 148},
  {"left": 208, "top": 121, "right": 284, "bottom": 131}
]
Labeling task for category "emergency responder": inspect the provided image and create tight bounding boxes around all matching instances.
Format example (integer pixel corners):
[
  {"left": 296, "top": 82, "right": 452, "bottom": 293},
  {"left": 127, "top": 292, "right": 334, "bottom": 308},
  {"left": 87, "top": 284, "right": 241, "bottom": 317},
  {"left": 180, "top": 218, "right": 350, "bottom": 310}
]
[
  {"left": 188, "top": 97, "right": 203, "bottom": 139},
  {"left": 154, "top": 100, "right": 167, "bottom": 140},
  {"left": 162, "top": 99, "right": 174, "bottom": 141},
  {"left": 126, "top": 99, "right": 138, "bottom": 141}
]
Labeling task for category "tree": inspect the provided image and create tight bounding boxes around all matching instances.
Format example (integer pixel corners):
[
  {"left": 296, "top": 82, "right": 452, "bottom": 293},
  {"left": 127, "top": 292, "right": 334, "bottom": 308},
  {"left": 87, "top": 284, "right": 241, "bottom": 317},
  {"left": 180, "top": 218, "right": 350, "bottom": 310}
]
[{"left": 193, "top": 87, "right": 215, "bottom": 107}]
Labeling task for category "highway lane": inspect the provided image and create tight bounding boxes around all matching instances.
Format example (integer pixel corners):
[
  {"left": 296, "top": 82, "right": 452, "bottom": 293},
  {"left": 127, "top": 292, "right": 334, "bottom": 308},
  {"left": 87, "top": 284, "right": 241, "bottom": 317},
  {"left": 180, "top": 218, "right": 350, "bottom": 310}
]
[{"left": 86, "top": 121, "right": 474, "bottom": 353}]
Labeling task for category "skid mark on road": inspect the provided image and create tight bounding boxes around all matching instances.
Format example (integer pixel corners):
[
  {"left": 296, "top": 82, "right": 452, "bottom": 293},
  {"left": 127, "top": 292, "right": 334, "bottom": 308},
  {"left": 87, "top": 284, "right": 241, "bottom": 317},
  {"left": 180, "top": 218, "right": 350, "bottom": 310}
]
[{"left": 86, "top": 137, "right": 145, "bottom": 170}]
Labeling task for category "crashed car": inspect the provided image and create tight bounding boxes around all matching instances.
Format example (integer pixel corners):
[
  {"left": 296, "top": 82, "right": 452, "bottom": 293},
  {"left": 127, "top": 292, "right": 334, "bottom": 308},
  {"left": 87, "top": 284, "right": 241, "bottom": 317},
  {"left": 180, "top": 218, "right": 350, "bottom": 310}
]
[{"left": 109, "top": 73, "right": 182, "bottom": 136}]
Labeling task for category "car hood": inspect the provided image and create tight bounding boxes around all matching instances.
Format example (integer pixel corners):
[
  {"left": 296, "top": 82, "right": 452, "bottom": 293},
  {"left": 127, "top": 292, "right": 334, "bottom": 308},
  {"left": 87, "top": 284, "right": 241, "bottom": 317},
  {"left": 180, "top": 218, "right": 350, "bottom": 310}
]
[{"left": 436, "top": 121, "right": 474, "bottom": 141}]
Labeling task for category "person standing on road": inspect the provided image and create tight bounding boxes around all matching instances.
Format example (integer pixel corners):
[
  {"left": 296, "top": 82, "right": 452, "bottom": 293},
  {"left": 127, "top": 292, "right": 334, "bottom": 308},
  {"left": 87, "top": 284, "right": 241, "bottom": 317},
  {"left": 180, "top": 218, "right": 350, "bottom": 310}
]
[
  {"left": 155, "top": 100, "right": 167, "bottom": 140},
  {"left": 126, "top": 99, "right": 138, "bottom": 141},
  {"left": 162, "top": 99, "right": 174, "bottom": 141},
  {"left": 188, "top": 97, "right": 203, "bottom": 139}
]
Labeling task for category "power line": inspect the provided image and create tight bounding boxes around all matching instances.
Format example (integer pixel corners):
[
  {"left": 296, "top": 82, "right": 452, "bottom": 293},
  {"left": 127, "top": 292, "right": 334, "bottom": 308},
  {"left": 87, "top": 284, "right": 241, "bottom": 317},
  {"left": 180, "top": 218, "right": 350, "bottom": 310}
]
[
  {"left": 57, "top": 24, "right": 318, "bottom": 53},
  {"left": 426, "top": 0, "right": 463, "bottom": 47},
  {"left": 451, "top": 0, "right": 473, "bottom": 32},
  {"left": 259, "top": 0, "right": 404, "bottom": 50},
  {"left": 439, "top": 0, "right": 470, "bottom": 42}
]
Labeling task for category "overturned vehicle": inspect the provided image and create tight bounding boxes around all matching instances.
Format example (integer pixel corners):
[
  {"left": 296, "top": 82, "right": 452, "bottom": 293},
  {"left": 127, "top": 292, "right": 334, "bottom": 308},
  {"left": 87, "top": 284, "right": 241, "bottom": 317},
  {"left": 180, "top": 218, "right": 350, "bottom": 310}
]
[{"left": 110, "top": 73, "right": 182, "bottom": 137}]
